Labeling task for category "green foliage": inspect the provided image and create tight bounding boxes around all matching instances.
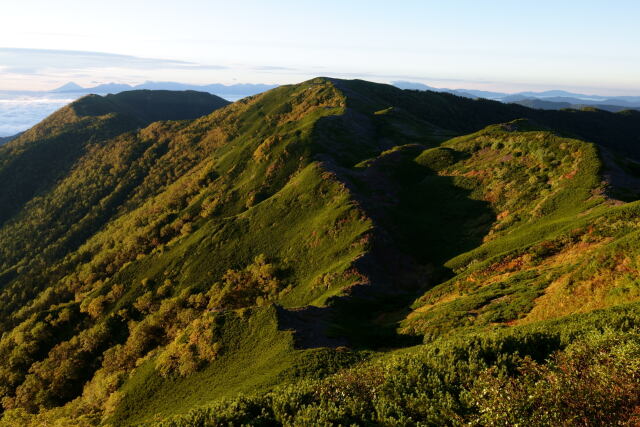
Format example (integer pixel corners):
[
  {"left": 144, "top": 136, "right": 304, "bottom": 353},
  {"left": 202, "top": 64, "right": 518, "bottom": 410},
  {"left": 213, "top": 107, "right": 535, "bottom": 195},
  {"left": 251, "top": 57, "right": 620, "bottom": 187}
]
[
  {"left": 469, "top": 330, "right": 640, "bottom": 426},
  {"left": 415, "top": 146, "right": 457, "bottom": 171},
  {"left": 155, "top": 315, "right": 222, "bottom": 378},
  {"left": 1, "top": 77, "right": 640, "bottom": 426},
  {"left": 158, "top": 304, "right": 640, "bottom": 426},
  {"left": 208, "top": 255, "right": 282, "bottom": 309}
]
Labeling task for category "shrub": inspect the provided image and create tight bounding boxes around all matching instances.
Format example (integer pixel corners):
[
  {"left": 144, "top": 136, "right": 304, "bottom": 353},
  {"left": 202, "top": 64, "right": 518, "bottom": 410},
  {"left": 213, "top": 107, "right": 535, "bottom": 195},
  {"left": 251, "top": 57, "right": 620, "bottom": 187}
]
[
  {"left": 208, "top": 255, "right": 282, "bottom": 310},
  {"left": 468, "top": 330, "right": 640, "bottom": 426}
]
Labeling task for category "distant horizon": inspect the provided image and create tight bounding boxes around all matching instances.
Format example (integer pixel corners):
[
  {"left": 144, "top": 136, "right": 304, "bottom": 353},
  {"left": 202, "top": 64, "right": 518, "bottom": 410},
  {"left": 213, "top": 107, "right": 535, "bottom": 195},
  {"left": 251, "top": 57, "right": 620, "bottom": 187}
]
[{"left": 3, "top": 73, "right": 640, "bottom": 98}]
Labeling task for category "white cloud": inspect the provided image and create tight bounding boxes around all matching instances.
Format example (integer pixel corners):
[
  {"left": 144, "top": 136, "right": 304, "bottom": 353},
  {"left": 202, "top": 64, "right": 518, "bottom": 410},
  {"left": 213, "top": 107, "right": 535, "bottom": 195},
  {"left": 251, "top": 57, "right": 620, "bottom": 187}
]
[
  {"left": 0, "top": 97, "right": 75, "bottom": 136},
  {"left": 0, "top": 47, "right": 226, "bottom": 72}
]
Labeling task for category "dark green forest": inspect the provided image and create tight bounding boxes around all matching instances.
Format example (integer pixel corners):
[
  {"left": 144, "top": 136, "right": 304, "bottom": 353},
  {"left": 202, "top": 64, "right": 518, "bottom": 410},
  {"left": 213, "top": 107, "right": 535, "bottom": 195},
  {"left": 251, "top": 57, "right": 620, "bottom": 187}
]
[{"left": 0, "top": 78, "right": 639, "bottom": 426}]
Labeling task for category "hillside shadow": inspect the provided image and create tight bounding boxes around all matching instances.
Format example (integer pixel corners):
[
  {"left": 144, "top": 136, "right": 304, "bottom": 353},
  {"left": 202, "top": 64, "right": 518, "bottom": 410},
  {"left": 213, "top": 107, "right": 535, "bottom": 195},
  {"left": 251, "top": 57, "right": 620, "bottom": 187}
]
[
  {"left": 329, "top": 148, "right": 496, "bottom": 349},
  {"left": 280, "top": 146, "right": 497, "bottom": 350},
  {"left": 391, "top": 153, "right": 495, "bottom": 267}
]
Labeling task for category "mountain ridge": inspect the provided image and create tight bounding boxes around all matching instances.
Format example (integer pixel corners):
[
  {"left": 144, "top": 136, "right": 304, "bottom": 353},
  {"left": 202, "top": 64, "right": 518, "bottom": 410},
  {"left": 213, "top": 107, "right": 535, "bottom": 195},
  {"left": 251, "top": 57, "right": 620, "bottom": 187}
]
[{"left": 1, "top": 77, "right": 639, "bottom": 425}]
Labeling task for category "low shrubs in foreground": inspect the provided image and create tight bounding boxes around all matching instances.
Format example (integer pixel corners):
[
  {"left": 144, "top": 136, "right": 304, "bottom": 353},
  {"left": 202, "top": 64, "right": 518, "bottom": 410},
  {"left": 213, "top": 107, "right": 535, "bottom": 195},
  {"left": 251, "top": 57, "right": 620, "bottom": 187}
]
[{"left": 159, "top": 327, "right": 640, "bottom": 426}]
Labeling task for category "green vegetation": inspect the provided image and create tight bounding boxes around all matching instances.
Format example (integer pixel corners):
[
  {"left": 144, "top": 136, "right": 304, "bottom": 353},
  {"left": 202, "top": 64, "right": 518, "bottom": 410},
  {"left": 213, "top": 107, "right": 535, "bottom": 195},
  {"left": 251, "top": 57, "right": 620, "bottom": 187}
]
[
  {"left": 155, "top": 303, "right": 640, "bottom": 426},
  {"left": 1, "top": 78, "right": 640, "bottom": 425}
]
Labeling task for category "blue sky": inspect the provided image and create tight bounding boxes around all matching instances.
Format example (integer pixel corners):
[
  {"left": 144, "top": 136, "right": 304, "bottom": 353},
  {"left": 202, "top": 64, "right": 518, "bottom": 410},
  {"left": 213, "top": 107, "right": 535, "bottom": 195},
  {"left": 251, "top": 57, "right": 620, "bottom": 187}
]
[{"left": 1, "top": 0, "right": 639, "bottom": 94}]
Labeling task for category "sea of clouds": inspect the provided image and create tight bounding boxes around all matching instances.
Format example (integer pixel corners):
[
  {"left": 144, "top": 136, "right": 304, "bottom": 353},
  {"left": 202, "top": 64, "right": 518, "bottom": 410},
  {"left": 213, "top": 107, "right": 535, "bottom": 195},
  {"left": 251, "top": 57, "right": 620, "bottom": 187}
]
[{"left": 0, "top": 95, "right": 76, "bottom": 137}]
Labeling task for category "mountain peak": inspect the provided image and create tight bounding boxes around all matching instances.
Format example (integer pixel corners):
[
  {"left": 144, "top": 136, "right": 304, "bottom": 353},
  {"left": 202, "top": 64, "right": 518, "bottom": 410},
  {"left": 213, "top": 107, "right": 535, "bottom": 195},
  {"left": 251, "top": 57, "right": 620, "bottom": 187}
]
[{"left": 51, "top": 82, "right": 85, "bottom": 92}]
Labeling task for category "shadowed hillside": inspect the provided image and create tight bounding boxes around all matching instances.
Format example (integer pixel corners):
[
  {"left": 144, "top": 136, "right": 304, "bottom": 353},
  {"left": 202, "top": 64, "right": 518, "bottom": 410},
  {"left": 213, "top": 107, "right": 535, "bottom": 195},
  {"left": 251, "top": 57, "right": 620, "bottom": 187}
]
[{"left": 0, "top": 78, "right": 640, "bottom": 426}]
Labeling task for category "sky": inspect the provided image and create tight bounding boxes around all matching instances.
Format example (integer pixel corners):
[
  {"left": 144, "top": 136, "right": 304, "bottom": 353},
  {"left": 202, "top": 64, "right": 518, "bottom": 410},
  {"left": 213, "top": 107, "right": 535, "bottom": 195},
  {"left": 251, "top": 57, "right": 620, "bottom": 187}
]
[{"left": 1, "top": 0, "right": 639, "bottom": 95}]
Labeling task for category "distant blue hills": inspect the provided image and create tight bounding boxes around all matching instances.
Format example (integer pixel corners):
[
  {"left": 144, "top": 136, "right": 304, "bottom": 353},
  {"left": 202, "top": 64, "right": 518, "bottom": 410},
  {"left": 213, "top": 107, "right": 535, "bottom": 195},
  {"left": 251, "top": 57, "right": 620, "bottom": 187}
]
[
  {"left": 392, "top": 81, "right": 640, "bottom": 111},
  {"left": 49, "top": 81, "right": 279, "bottom": 97},
  {"left": 7, "top": 79, "right": 640, "bottom": 110}
]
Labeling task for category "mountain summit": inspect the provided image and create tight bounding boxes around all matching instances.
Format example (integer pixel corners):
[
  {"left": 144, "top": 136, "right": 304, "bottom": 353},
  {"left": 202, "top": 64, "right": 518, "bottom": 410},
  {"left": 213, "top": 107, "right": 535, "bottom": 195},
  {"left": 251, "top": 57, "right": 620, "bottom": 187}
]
[{"left": 51, "top": 81, "right": 85, "bottom": 92}]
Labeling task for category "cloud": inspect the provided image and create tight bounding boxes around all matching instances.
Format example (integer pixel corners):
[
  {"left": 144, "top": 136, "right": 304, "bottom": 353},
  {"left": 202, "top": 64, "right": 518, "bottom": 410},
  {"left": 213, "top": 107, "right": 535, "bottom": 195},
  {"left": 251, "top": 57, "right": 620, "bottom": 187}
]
[
  {"left": 0, "top": 47, "right": 227, "bottom": 74},
  {"left": 192, "top": 64, "right": 229, "bottom": 71},
  {"left": 252, "top": 65, "right": 297, "bottom": 72},
  {"left": 0, "top": 97, "right": 76, "bottom": 136},
  {"left": 2, "top": 66, "right": 41, "bottom": 74}
]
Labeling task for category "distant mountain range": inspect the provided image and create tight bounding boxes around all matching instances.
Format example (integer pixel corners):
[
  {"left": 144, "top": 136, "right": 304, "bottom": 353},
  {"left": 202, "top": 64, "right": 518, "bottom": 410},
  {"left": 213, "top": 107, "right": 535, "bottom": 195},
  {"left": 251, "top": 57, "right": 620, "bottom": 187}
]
[
  {"left": 512, "top": 98, "right": 636, "bottom": 113},
  {"left": 0, "top": 134, "right": 19, "bottom": 146},
  {"left": 0, "top": 81, "right": 278, "bottom": 103},
  {"left": 49, "top": 81, "right": 279, "bottom": 97},
  {"left": 392, "top": 80, "right": 640, "bottom": 112}
]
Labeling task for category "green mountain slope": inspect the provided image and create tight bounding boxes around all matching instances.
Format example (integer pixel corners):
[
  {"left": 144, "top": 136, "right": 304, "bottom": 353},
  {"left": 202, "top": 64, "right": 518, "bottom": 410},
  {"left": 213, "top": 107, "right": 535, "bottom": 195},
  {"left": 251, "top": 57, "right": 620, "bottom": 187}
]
[
  {"left": 0, "top": 90, "right": 228, "bottom": 228},
  {"left": 0, "top": 78, "right": 639, "bottom": 426}
]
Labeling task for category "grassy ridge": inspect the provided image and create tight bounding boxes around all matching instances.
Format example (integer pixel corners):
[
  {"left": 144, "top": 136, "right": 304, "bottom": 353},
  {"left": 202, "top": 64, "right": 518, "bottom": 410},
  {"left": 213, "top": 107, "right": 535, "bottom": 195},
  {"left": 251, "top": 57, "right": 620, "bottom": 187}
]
[
  {"left": 0, "top": 78, "right": 639, "bottom": 425},
  {"left": 400, "top": 121, "right": 634, "bottom": 337}
]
